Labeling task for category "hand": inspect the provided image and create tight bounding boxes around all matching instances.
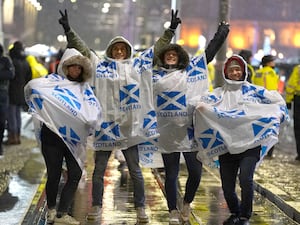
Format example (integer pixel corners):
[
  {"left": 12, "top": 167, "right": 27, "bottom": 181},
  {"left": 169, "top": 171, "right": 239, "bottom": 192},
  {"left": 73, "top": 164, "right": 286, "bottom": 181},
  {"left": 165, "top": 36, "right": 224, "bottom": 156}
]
[
  {"left": 169, "top": 9, "right": 181, "bottom": 30},
  {"left": 286, "top": 103, "right": 292, "bottom": 110},
  {"left": 59, "top": 9, "right": 71, "bottom": 32},
  {"left": 218, "top": 20, "right": 230, "bottom": 32}
]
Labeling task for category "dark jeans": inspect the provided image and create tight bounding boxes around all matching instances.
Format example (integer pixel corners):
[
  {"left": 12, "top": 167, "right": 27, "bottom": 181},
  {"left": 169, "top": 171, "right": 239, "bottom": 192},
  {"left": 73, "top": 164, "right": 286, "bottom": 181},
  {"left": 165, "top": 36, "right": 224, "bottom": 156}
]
[
  {"left": 162, "top": 151, "right": 202, "bottom": 211},
  {"left": 92, "top": 145, "right": 145, "bottom": 208},
  {"left": 7, "top": 104, "right": 21, "bottom": 134},
  {"left": 41, "top": 125, "right": 82, "bottom": 214},
  {"left": 219, "top": 147, "right": 260, "bottom": 219}
]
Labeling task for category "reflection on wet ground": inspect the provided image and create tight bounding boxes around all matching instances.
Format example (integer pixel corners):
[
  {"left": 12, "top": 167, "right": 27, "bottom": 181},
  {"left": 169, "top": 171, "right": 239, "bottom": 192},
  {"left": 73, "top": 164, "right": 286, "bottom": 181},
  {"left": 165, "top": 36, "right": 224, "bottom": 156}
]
[{"left": 1, "top": 137, "right": 300, "bottom": 224}]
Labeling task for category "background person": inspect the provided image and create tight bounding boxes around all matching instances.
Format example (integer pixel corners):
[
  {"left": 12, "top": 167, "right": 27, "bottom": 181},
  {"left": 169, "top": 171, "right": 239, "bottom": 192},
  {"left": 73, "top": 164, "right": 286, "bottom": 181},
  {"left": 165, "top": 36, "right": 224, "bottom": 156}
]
[
  {"left": 0, "top": 44, "right": 15, "bottom": 157},
  {"left": 252, "top": 54, "right": 279, "bottom": 158},
  {"left": 4, "top": 41, "right": 31, "bottom": 145},
  {"left": 285, "top": 64, "right": 300, "bottom": 161}
]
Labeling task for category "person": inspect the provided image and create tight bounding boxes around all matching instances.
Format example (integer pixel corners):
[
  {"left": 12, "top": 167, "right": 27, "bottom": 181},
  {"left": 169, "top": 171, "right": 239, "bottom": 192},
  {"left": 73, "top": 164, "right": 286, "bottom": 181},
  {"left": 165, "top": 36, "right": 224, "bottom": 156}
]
[
  {"left": 252, "top": 54, "right": 279, "bottom": 157},
  {"left": 152, "top": 21, "right": 229, "bottom": 224},
  {"left": 26, "top": 54, "right": 48, "bottom": 79},
  {"left": 285, "top": 64, "right": 300, "bottom": 161},
  {"left": 193, "top": 55, "right": 288, "bottom": 225},
  {"left": 58, "top": 9, "right": 181, "bottom": 223},
  {"left": 4, "top": 41, "right": 32, "bottom": 145},
  {"left": 0, "top": 43, "right": 15, "bottom": 157},
  {"left": 238, "top": 49, "right": 255, "bottom": 83},
  {"left": 24, "top": 48, "right": 102, "bottom": 225}
]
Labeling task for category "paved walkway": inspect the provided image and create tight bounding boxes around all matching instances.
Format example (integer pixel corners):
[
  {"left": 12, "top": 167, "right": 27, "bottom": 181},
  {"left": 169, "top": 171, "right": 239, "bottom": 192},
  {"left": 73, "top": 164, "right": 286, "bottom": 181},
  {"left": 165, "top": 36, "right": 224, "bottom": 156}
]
[{"left": 0, "top": 112, "right": 299, "bottom": 224}]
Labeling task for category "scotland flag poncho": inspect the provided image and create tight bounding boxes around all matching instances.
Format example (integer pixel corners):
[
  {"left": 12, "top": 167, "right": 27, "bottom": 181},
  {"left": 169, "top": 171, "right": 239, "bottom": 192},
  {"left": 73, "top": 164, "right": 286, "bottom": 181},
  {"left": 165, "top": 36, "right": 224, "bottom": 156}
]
[
  {"left": 89, "top": 36, "right": 159, "bottom": 151},
  {"left": 24, "top": 49, "right": 102, "bottom": 170},
  {"left": 139, "top": 52, "right": 209, "bottom": 167},
  {"left": 193, "top": 55, "right": 289, "bottom": 168}
]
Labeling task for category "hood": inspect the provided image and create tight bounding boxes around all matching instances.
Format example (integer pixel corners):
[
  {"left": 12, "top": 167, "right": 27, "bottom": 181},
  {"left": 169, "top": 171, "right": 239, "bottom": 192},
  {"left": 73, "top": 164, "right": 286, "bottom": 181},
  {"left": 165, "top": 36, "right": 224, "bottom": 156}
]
[
  {"left": 57, "top": 48, "right": 92, "bottom": 82},
  {"left": 155, "top": 44, "right": 190, "bottom": 70},
  {"left": 223, "top": 54, "right": 248, "bottom": 85},
  {"left": 105, "top": 36, "right": 133, "bottom": 60},
  {"left": 9, "top": 41, "right": 26, "bottom": 59}
]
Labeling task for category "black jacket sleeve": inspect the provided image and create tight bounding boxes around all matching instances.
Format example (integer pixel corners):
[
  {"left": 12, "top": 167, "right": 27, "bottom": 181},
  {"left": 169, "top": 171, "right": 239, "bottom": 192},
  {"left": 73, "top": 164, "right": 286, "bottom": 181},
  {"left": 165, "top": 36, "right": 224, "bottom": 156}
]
[{"left": 205, "top": 22, "right": 230, "bottom": 64}]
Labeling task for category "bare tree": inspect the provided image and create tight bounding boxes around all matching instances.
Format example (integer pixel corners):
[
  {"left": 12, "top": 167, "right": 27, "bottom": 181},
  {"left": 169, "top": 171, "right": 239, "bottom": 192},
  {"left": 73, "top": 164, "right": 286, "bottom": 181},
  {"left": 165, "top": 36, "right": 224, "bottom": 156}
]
[{"left": 215, "top": 0, "right": 231, "bottom": 88}]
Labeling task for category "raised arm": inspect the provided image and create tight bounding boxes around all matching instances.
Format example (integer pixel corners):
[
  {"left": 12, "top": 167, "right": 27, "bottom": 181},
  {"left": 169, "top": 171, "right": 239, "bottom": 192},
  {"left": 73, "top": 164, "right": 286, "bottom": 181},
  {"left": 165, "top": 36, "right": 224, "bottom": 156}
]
[
  {"left": 205, "top": 21, "right": 230, "bottom": 63},
  {"left": 58, "top": 9, "right": 91, "bottom": 58},
  {"left": 154, "top": 9, "right": 181, "bottom": 61}
]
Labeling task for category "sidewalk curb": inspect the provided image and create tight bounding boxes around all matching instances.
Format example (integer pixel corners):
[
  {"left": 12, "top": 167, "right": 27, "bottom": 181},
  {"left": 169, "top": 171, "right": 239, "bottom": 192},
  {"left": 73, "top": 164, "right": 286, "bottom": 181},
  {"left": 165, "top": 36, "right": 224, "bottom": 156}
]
[{"left": 254, "top": 181, "right": 300, "bottom": 224}]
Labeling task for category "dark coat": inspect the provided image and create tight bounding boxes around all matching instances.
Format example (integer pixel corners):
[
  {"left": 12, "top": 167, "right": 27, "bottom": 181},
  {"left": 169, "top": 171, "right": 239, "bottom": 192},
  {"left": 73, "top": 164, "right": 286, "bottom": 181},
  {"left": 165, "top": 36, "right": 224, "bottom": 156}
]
[{"left": 9, "top": 45, "right": 32, "bottom": 105}]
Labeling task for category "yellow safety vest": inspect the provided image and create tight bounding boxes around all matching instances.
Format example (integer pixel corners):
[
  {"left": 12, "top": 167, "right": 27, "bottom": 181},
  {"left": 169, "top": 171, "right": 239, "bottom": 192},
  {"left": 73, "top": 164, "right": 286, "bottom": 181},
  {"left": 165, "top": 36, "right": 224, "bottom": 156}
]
[
  {"left": 285, "top": 65, "right": 300, "bottom": 103},
  {"left": 252, "top": 66, "right": 279, "bottom": 91}
]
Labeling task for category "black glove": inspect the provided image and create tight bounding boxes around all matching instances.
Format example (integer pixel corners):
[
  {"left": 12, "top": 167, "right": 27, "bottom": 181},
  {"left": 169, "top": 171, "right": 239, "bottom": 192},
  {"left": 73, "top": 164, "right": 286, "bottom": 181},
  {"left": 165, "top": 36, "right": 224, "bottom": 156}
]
[
  {"left": 217, "top": 21, "right": 230, "bottom": 32},
  {"left": 169, "top": 9, "right": 181, "bottom": 30},
  {"left": 59, "top": 9, "right": 71, "bottom": 32},
  {"left": 286, "top": 103, "right": 292, "bottom": 110}
]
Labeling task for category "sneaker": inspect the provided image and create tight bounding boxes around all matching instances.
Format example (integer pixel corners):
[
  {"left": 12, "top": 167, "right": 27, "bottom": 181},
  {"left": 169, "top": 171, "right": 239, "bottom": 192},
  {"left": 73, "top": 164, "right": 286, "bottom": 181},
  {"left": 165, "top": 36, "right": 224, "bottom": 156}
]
[
  {"left": 136, "top": 207, "right": 149, "bottom": 223},
  {"left": 46, "top": 209, "right": 56, "bottom": 224},
  {"left": 54, "top": 214, "right": 80, "bottom": 225},
  {"left": 86, "top": 206, "right": 101, "bottom": 221},
  {"left": 181, "top": 202, "right": 191, "bottom": 221},
  {"left": 223, "top": 214, "right": 240, "bottom": 225},
  {"left": 169, "top": 210, "right": 180, "bottom": 225}
]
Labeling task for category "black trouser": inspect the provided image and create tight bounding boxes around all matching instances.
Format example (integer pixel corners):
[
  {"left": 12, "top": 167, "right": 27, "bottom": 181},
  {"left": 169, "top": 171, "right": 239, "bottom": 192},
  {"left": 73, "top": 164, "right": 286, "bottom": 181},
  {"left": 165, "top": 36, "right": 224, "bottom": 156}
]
[{"left": 41, "top": 125, "right": 82, "bottom": 214}]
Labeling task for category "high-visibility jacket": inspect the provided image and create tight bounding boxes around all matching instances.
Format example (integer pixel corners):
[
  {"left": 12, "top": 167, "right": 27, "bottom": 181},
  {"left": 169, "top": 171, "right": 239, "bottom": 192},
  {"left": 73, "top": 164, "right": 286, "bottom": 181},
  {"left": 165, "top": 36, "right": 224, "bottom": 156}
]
[
  {"left": 286, "top": 65, "right": 300, "bottom": 103},
  {"left": 252, "top": 66, "right": 279, "bottom": 91}
]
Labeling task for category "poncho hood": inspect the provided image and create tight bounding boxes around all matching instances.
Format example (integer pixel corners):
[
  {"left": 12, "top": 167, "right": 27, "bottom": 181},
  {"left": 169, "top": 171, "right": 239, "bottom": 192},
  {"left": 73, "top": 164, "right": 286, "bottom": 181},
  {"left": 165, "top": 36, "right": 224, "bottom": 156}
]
[
  {"left": 223, "top": 54, "right": 248, "bottom": 86},
  {"left": 105, "top": 36, "right": 133, "bottom": 60},
  {"left": 156, "top": 43, "right": 190, "bottom": 70},
  {"left": 57, "top": 48, "right": 92, "bottom": 82}
]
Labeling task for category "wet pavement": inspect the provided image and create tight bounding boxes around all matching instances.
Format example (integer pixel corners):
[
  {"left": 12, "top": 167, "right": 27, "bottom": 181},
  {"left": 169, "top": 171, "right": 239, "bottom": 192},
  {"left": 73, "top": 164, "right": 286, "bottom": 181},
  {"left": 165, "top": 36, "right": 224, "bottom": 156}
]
[{"left": 0, "top": 113, "right": 299, "bottom": 225}]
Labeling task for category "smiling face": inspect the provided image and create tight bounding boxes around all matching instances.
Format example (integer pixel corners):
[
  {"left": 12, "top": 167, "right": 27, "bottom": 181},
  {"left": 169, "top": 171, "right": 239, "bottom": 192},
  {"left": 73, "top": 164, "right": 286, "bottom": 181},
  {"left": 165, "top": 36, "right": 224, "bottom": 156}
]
[
  {"left": 226, "top": 65, "right": 243, "bottom": 81},
  {"left": 111, "top": 42, "right": 128, "bottom": 60},
  {"left": 164, "top": 50, "right": 179, "bottom": 66}
]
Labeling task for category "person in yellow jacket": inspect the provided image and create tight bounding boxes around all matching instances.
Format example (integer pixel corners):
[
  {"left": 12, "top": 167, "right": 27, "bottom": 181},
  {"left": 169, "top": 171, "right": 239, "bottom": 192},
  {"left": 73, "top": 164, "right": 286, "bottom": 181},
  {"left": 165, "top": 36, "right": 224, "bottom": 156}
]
[
  {"left": 26, "top": 55, "right": 48, "bottom": 79},
  {"left": 285, "top": 64, "right": 300, "bottom": 161},
  {"left": 252, "top": 55, "right": 279, "bottom": 90},
  {"left": 252, "top": 54, "right": 279, "bottom": 157}
]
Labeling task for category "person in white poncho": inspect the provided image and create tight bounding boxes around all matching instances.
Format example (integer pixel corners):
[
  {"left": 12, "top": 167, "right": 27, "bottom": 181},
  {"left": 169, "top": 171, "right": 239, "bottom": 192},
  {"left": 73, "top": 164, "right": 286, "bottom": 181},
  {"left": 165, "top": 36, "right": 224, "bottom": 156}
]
[
  {"left": 24, "top": 48, "right": 102, "bottom": 225},
  {"left": 58, "top": 9, "right": 181, "bottom": 223},
  {"left": 193, "top": 55, "right": 288, "bottom": 225}
]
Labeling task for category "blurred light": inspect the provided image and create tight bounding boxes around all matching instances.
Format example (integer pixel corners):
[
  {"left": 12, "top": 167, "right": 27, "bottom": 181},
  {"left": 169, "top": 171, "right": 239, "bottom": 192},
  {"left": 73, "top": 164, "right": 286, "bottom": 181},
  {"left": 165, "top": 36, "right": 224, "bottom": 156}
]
[
  {"left": 103, "top": 3, "right": 111, "bottom": 8},
  {"left": 177, "top": 39, "right": 184, "bottom": 45},
  {"left": 231, "top": 35, "right": 245, "bottom": 49},
  {"left": 164, "top": 21, "right": 170, "bottom": 29},
  {"left": 188, "top": 33, "right": 200, "bottom": 48},
  {"left": 278, "top": 52, "right": 284, "bottom": 59},
  {"left": 198, "top": 35, "right": 206, "bottom": 50},
  {"left": 3, "top": 0, "right": 14, "bottom": 24},
  {"left": 293, "top": 32, "right": 300, "bottom": 47},
  {"left": 102, "top": 7, "right": 109, "bottom": 13},
  {"left": 57, "top": 35, "right": 66, "bottom": 43},
  {"left": 70, "top": 0, "right": 77, "bottom": 3},
  {"left": 271, "top": 49, "right": 277, "bottom": 56}
]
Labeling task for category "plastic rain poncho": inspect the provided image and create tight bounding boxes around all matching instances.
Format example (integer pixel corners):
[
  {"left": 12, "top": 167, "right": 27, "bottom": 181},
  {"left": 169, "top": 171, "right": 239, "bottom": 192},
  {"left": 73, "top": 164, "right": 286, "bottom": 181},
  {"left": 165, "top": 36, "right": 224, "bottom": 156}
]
[
  {"left": 24, "top": 48, "right": 102, "bottom": 170},
  {"left": 193, "top": 55, "right": 289, "bottom": 168}
]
